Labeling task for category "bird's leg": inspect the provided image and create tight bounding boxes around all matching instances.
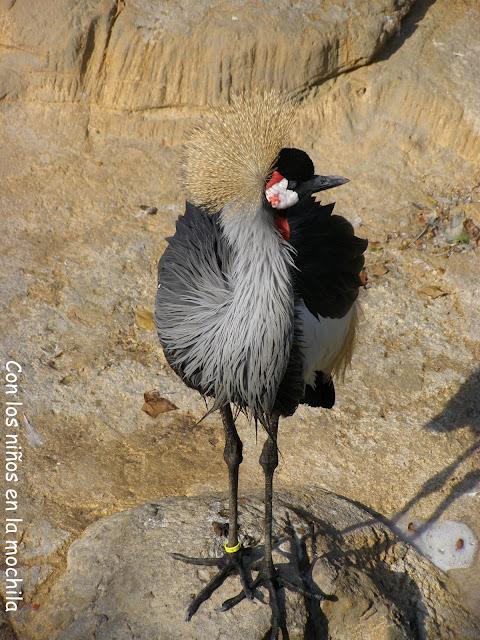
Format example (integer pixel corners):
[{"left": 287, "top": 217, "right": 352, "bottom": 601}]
[
  {"left": 260, "top": 411, "right": 279, "bottom": 579},
  {"left": 222, "top": 403, "right": 242, "bottom": 549},
  {"left": 197, "top": 411, "right": 327, "bottom": 634},
  {"left": 258, "top": 411, "right": 288, "bottom": 639},
  {"left": 172, "top": 404, "right": 254, "bottom": 621}
]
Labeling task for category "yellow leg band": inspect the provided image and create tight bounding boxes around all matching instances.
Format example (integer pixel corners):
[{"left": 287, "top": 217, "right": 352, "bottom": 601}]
[{"left": 224, "top": 541, "right": 242, "bottom": 554}]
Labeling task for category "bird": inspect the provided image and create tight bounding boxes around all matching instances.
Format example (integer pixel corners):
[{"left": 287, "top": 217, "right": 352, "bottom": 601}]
[{"left": 155, "top": 92, "right": 368, "bottom": 638}]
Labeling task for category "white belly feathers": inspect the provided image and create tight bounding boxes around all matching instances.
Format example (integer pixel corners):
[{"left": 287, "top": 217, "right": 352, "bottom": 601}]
[{"left": 297, "top": 301, "right": 356, "bottom": 387}]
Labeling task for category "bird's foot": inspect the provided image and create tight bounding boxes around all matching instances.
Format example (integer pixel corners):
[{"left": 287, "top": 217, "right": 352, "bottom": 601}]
[
  {"left": 173, "top": 520, "right": 334, "bottom": 639},
  {"left": 218, "top": 517, "right": 335, "bottom": 639},
  {"left": 171, "top": 545, "right": 257, "bottom": 621},
  {"left": 219, "top": 565, "right": 324, "bottom": 640}
]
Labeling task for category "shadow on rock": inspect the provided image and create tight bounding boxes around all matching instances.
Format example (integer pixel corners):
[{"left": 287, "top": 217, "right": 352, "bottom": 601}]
[
  {"left": 277, "top": 514, "right": 335, "bottom": 640},
  {"left": 426, "top": 367, "right": 480, "bottom": 435},
  {"left": 340, "top": 366, "right": 480, "bottom": 541},
  {"left": 389, "top": 441, "right": 479, "bottom": 536},
  {"left": 386, "top": 366, "right": 480, "bottom": 535},
  {"left": 287, "top": 504, "right": 426, "bottom": 640},
  {"left": 375, "top": 0, "right": 437, "bottom": 62}
]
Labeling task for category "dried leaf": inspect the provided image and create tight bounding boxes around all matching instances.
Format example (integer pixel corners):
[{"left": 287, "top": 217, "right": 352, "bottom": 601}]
[
  {"left": 464, "top": 218, "right": 480, "bottom": 245},
  {"left": 368, "top": 240, "right": 383, "bottom": 251},
  {"left": 135, "top": 307, "right": 155, "bottom": 330},
  {"left": 418, "top": 286, "right": 449, "bottom": 299},
  {"left": 372, "top": 263, "right": 389, "bottom": 277},
  {"left": 142, "top": 390, "right": 177, "bottom": 417},
  {"left": 212, "top": 521, "right": 226, "bottom": 537},
  {"left": 139, "top": 205, "right": 158, "bottom": 215}
]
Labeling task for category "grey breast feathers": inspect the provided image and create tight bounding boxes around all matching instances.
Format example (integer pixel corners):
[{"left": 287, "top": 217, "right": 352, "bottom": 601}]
[{"left": 155, "top": 202, "right": 231, "bottom": 397}]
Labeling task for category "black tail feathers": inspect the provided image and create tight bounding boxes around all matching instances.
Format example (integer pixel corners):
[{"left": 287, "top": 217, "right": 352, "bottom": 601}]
[{"left": 304, "top": 372, "right": 335, "bottom": 409}]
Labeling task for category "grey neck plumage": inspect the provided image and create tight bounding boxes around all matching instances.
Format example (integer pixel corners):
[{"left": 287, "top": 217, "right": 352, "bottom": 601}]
[{"left": 217, "top": 206, "right": 295, "bottom": 417}]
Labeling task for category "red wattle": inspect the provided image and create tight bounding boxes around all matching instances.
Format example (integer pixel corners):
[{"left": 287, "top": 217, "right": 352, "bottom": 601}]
[
  {"left": 266, "top": 170, "right": 285, "bottom": 190},
  {"left": 274, "top": 215, "right": 291, "bottom": 241}
]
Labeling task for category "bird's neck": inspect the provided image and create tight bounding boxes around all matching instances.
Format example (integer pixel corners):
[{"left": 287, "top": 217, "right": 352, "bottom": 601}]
[
  {"left": 219, "top": 206, "right": 295, "bottom": 415},
  {"left": 221, "top": 206, "right": 295, "bottom": 299}
]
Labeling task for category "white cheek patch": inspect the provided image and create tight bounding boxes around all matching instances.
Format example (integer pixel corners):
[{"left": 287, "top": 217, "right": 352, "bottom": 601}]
[{"left": 265, "top": 178, "right": 299, "bottom": 210}]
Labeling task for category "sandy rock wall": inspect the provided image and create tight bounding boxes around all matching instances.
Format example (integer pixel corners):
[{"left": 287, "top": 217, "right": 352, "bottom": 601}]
[
  {"left": 296, "top": 0, "right": 480, "bottom": 175},
  {"left": 0, "top": 0, "right": 415, "bottom": 107},
  {"left": 0, "top": 0, "right": 415, "bottom": 142}
]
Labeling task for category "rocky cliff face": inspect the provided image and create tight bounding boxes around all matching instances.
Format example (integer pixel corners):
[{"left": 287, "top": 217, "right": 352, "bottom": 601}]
[
  {"left": 1, "top": 0, "right": 414, "bottom": 105},
  {"left": 1, "top": 0, "right": 416, "bottom": 142},
  {"left": 1, "top": 1, "right": 479, "bottom": 638}
]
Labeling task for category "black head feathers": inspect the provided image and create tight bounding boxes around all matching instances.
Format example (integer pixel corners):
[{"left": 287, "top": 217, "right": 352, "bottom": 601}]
[{"left": 276, "top": 148, "right": 315, "bottom": 182}]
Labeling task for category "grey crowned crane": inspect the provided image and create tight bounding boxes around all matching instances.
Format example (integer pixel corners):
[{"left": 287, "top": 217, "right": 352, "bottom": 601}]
[{"left": 155, "top": 93, "right": 368, "bottom": 638}]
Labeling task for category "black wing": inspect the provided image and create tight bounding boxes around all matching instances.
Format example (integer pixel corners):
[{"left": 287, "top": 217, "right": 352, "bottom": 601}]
[{"left": 286, "top": 197, "right": 368, "bottom": 319}]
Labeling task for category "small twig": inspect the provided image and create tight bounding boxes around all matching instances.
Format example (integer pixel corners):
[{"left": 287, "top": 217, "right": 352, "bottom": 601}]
[{"left": 413, "top": 225, "right": 429, "bottom": 242}]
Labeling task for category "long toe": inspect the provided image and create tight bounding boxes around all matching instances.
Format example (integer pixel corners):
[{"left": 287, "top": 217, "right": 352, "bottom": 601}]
[
  {"left": 263, "top": 576, "right": 290, "bottom": 640},
  {"left": 266, "top": 579, "right": 281, "bottom": 640},
  {"left": 217, "top": 574, "right": 263, "bottom": 612},
  {"left": 278, "top": 576, "right": 325, "bottom": 601},
  {"left": 186, "top": 564, "right": 232, "bottom": 621},
  {"left": 171, "top": 552, "right": 224, "bottom": 567},
  {"left": 237, "top": 559, "right": 254, "bottom": 600},
  {"left": 171, "top": 545, "right": 260, "bottom": 620}
]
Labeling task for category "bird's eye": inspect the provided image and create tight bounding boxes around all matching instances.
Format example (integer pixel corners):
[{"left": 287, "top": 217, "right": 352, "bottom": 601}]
[{"left": 288, "top": 180, "right": 297, "bottom": 191}]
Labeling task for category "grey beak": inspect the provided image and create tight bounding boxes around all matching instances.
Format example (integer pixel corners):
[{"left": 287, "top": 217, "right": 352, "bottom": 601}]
[{"left": 297, "top": 175, "right": 350, "bottom": 197}]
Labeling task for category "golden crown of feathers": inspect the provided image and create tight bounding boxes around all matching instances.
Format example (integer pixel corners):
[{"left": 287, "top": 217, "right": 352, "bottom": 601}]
[{"left": 184, "top": 91, "right": 296, "bottom": 213}]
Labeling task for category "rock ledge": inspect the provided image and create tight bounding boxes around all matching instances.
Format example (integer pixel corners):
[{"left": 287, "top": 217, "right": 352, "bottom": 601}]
[{"left": 14, "top": 491, "right": 480, "bottom": 640}]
